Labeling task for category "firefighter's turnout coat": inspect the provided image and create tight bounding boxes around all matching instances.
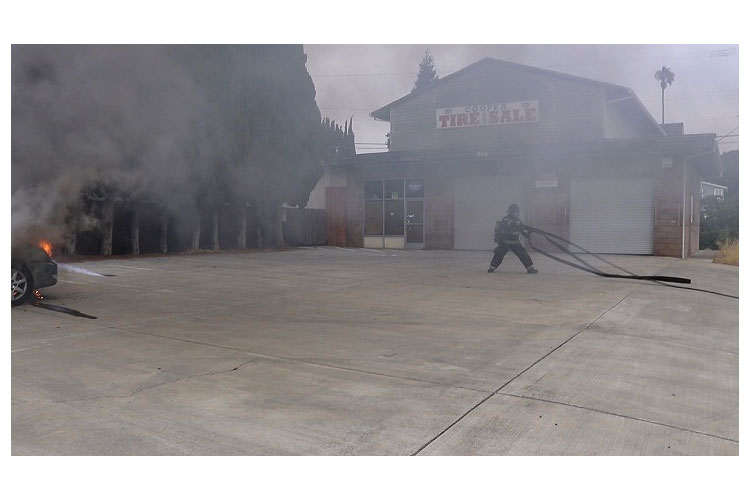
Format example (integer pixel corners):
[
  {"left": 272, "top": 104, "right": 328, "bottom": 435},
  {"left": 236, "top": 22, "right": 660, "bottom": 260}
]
[{"left": 494, "top": 214, "right": 525, "bottom": 245}]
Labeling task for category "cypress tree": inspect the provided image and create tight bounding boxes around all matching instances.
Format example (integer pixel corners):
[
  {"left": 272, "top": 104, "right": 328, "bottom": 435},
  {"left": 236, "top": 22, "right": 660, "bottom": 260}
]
[{"left": 412, "top": 49, "right": 439, "bottom": 92}]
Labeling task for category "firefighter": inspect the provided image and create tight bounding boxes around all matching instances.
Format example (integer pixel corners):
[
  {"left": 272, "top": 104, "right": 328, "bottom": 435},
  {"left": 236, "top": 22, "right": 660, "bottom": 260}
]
[{"left": 488, "top": 203, "right": 538, "bottom": 274}]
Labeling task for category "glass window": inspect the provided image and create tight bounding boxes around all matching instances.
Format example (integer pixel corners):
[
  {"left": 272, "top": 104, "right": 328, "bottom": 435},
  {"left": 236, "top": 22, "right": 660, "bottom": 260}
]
[
  {"left": 406, "top": 179, "right": 424, "bottom": 199},
  {"left": 406, "top": 200, "right": 423, "bottom": 224},
  {"left": 364, "top": 200, "right": 383, "bottom": 235},
  {"left": 384, "top": 179, "right": 404, "bottom": 200},
  {"left": 364, "top": 180, "right": 383, "bottom": 200},
  {"left": 384, "top": 199, "right": 404, "bottom": 235}
]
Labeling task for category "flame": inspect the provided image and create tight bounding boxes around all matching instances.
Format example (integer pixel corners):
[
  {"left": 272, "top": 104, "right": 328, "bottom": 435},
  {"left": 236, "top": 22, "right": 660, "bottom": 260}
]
[
  {"left": 34, "top": 289, "right": 44, "bottom": 301},
  {"left": 39, "top": 240, "right": 53, "bottom": 257}
]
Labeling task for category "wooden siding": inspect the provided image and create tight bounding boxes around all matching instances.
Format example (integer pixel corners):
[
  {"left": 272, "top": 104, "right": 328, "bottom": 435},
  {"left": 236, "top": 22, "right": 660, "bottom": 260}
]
[
  {"left": 606, "top": 99, "right": 649, "bottom": 138},
  {"left": 389, "top": 63, "right": 608, "bottom": 152}
]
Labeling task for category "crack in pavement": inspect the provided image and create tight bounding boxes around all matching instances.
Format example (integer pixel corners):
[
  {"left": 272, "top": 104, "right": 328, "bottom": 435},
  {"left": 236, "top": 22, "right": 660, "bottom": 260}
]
[
  {"left": 47, "top": 358, "right": 262, "bottom": 405},
  {"left": 495, "top": 392, "right": 738, "bottom": 444},
  {"left": 411, "top": 259, "right": 738, "bottom": 455},
  {"left": 592, "top": 328, "right": 739, "bottom": 357},
  {"left": 411, "top": 288, "right": 637, "bottom": 456},
  {"left": 105, "top": 325, "right": 492, "bottom": 395}
]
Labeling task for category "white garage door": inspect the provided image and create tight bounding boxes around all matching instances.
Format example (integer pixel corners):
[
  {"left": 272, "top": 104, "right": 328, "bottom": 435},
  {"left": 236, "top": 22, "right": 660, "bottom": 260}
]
[
  {"left": 569, "top": 177, "right": 654, "bottom": 254},
  {"left": 454, "top": 175, "right": 525, "bottom": 250}
]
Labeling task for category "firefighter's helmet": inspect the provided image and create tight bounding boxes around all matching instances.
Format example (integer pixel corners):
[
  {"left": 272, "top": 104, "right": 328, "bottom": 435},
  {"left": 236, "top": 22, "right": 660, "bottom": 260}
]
[{"left": 507, "top": 203, "right": 520, "bottom": 214}]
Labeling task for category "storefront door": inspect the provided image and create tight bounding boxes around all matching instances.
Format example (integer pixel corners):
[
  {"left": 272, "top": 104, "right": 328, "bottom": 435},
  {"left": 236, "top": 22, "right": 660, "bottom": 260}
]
[
  {"left": 405, "top": 179, "right": 424, "bottom": 249},
  {"left": 363, "top": 179, "right": 424, "bottom": 249}
]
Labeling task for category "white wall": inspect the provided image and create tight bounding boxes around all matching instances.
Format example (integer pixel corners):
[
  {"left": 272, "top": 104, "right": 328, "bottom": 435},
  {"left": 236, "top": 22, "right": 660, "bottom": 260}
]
[{"left": 304, "top": 168, "right": 348, "bottom": 209}]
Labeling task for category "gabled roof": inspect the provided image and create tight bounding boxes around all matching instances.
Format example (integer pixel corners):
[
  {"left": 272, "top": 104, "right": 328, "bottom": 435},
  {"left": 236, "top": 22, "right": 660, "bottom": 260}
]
[{"left": 370, "top": 57, "right": 664, "bottom": 135}]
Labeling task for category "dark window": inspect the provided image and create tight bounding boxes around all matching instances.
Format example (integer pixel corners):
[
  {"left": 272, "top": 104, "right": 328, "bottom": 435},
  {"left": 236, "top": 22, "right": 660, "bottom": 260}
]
[
  {"left": 384, "top": 179, "right": 404, "bottom": 200},
  {"left": 364, "top": 200, "right": 383, "bottom": 235},
  {"left": 384, "top": 199, "right": 404, "bottom": 235},
  {"left": 406, "top": 200, "right": 423, "bottom": 224},
  {"left": 364, "top": 180, "right": 384, "bottom": 200}
]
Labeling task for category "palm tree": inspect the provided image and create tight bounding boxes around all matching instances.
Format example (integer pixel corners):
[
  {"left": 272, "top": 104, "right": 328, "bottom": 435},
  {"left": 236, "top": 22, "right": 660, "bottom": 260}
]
[{"left": 654, "top": 66, "right": 675, "bottom": 124}]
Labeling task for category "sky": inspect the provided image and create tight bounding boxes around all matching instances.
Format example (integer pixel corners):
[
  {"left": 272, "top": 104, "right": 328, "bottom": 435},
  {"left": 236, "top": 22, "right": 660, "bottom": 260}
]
[{"left": 304, "top": 44, "right": 739, "bottom": 154}]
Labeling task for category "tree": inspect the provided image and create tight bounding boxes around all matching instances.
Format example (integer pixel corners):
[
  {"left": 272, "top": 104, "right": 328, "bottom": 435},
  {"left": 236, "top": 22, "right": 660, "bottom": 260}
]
[
  {"left": 233, "top": 46, "right": 322, "bottom": 248},
  {"left": 700, "top": 149, "right": 739, "bottom": 249},
  {"left": 715, "top": 149, "right": 739, "bottom": 196},
  {"left": 12, "top": 45, "right": 325, "bottom": 252},
  {"left": 700, "top": 193, "right": 738, "bottom": 249},
  {"left": 412, "top": 49, "right": 439, "bottom": 92},
  {"left": 167, "top": 45, "right": 323, "bottom": 249},
  {"left": 654, "top": 66, "right": 675, "bottom": 125}
]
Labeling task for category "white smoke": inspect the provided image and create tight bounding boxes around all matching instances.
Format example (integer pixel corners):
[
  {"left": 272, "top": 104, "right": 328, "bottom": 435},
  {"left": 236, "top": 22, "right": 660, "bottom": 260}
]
[{"left": 56, "top": 263, "right": 105, "bottom": 277}]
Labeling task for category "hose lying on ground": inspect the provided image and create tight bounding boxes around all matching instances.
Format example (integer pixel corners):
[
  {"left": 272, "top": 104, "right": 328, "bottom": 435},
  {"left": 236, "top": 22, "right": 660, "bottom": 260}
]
[
  {"left": 521, "top": 225, "right": 739, "bottom": 299},
  {"left": 522, "top": 226, "right": 690, "bottom": 283}
]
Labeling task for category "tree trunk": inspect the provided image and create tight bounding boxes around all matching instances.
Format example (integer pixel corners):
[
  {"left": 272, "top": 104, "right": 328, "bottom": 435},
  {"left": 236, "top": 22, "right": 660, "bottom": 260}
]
[
  {"left": 159, "top": 211, "right": 168, "bottom": 253},
  {"left": 101, "top": 198, "right": 115, "bottom": 256},
  {"left": 237, "top": 203, "right": 247, "bottom": 249},
  {"left": 211, "top": 209, "right": 220, "bottom": 251},
  {"left": 255, "top": 223, "right": 262, "bottom": 249},
  {"left": 274, "top": 206, "right": 285, "bottom": 248},
  {"left": 64, "top": 218, "right": 77, "bottom": 256},
  {"left": 661, "top": 87, "right": 665, "bottom": 124},
  {"left": 131, "top": 206, "right": 140, "bottom": 255},
  {"left": 191, "top": 212, "right": 201, "bottom": 251},
  {"left": 257, "top": 203, "right": 284, "bottom": 249}
]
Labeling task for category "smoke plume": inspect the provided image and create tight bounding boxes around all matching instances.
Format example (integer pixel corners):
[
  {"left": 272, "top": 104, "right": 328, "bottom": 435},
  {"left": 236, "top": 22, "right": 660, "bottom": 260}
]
[{"left": 11, "top": 45, "right": 323, "bottom": 250}]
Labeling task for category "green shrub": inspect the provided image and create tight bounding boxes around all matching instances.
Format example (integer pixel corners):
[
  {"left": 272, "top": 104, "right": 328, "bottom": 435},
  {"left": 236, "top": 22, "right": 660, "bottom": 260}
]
[{"left": 700, "top": 194, "right": 739, "bottom": 249}]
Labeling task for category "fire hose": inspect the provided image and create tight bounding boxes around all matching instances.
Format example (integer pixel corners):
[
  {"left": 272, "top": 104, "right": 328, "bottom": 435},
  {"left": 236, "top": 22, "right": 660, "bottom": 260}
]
[{"left": 521, "top": 225, "right": 738, "bottom": 299}]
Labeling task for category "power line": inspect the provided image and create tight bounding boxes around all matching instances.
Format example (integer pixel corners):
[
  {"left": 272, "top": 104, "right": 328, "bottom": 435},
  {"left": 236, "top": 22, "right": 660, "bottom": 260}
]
[
  {"left": 641, "top": 92, "right": 738, "bottom": 103},
  {"left": 310, "top": 72, "right": 410, "bottom": 77},
  {"left": 717, "top": 125, "right": 740, "bottom": 142}
]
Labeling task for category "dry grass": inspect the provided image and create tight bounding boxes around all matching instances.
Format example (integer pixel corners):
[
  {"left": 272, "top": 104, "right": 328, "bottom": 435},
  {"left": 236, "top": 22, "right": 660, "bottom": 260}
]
[{"left": 713, "top": 239, "right": 739, "bottom": 266}]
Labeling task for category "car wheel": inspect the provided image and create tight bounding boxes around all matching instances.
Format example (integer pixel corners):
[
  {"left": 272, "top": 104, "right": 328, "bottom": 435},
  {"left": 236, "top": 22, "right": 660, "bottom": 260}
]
[{"left": 12, "top": 265, "right": 33, "bottom": 306}]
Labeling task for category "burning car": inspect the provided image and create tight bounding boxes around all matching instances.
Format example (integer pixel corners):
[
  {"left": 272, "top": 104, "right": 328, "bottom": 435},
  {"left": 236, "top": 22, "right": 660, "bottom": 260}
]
[{"left": 11, "top": 240, "right": 57, "bottom": 306}]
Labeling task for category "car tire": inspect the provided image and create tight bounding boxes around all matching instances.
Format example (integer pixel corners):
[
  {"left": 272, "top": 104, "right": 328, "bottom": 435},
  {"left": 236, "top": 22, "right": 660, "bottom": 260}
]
[{"left": 12, "top": 264, "right": 33, "bottom": 306}]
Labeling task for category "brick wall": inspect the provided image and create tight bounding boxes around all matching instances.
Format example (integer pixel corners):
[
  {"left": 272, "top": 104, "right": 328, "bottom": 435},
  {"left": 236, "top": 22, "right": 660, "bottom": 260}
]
[
  {"left": 688, "top": 166, "right": 702, "bottom": 255},
  {"left": 652, "top": 158, "right": 701, "bottom": 258},
  {"left": 424, "top": 175, "right": 453, "bottom": 249}
]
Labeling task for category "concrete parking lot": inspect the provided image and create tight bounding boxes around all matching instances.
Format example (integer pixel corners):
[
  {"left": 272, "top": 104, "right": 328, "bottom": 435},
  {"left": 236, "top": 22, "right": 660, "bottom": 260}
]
[{"left": 11, "top": 247, "right": 739, "bottom": 455}]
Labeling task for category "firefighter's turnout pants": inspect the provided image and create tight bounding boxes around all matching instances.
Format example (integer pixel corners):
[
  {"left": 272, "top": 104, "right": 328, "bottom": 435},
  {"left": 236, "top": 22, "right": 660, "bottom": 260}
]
[{"left": 490, "top": 242, "right": 534, "bottom": 270}]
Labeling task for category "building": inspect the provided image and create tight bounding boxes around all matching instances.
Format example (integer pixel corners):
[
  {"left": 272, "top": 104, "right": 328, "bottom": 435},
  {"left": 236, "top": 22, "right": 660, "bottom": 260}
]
[
  {"left": 316, "top": 58, "right": 722, "bottom": 258},
  {"left": 700, "top": 181, "right": 728, "bottom": 200}
]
